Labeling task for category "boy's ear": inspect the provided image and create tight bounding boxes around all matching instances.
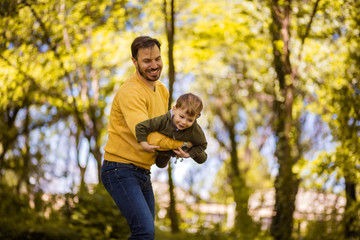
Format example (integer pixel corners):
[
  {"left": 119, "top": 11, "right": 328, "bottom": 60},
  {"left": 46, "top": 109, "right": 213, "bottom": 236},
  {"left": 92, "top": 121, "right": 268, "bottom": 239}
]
[{"left": 197, "top": 113, "right": 201, "bottom": 119}]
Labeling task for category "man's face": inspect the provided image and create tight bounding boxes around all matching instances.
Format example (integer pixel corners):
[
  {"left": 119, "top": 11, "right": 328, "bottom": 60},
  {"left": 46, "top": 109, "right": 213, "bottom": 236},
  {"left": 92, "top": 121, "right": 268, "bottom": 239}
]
[
  {"left": 172, "top": 106, "right": 196, "bottom": 130},
  {"left": 132, "top": 46, "right": 163, "bottom": 82}
]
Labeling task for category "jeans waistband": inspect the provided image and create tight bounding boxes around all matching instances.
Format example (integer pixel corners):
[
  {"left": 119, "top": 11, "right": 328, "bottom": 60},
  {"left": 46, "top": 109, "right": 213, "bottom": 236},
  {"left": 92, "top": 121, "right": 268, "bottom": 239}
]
[{"left": 103, "top": 160, "right": 151, "bottom": 175}]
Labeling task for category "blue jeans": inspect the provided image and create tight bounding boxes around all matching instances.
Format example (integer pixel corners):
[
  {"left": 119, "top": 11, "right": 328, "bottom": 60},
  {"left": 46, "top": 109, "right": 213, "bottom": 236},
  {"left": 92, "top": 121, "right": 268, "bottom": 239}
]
[{"left": 101, "top": 161, "right": 155, "bottom": 240}]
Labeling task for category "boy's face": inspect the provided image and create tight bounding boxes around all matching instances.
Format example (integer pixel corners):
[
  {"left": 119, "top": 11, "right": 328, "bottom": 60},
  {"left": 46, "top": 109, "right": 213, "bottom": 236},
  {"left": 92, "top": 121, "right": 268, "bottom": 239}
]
[{"left": 172, "top": 106, "right": 196, "bottom": 130}]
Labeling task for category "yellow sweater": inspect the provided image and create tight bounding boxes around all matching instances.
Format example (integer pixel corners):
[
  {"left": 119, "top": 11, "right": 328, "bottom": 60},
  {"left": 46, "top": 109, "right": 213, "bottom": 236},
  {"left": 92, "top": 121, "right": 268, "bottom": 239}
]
[{"left": 104, "top": 73, "right": 183, "bottom": 169}]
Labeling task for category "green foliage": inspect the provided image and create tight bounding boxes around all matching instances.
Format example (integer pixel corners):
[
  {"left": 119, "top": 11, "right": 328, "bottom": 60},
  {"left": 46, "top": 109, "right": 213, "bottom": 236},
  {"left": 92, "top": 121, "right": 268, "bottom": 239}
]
[
  {"left": 65, "top": 184, "right": 130, "bottom": 240},
  {"left": 0, "top": 183, "right": 79, "bottom": 240},
  {"left": 0, "top": 184, "right": 34, "bottom": 229},
  {"left": 1, "top": 224, "right": 80, "bottom": 240},
  {"left": 0, "top": 183, "right": 130, "bottom": 240},
  {"left": 302, "top": 220, "right": 344, "bottom": 240}
]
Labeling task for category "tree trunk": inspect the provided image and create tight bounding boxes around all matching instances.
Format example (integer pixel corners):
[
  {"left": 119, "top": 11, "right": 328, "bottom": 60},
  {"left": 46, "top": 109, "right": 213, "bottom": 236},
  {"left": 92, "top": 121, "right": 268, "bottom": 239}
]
[
  {"left": 0, "top": 106, "right": 20, "bottom": 179},
  {"left": 16, "top": 106, "right": 31, "bottom": 195},
  {"left": 164, "top": 0, "right": 179, "bottom": 233},
  {"left": 213, "top": 95, "right": 255, "bottom": 238},
  {"left": 227, "top": 118, "right": 254, "bottom": 239},
  {"left": 344, "top": 176, "right": 358, "bottom": 238},
  {"left": 74, "top": 127, "right": 88, "bottom": 194},
  {"left": 269, "top": 1, "right": 299, "bottom": 239},
  {"left": 165, "top": 0, "right": 175, "bottom": 109},
  {"left": 91, "top": 145, "right": 103, "bottom": 184},
  {"left": 167, "top": 164, "right": 179, "bottom": 232}
]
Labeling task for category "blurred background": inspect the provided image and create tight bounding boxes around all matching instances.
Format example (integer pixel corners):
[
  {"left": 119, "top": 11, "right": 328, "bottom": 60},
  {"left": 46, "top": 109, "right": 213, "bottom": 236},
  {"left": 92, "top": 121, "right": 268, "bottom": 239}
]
[{"left": 0, "top": 0, "right": 359, "bottom": 239}]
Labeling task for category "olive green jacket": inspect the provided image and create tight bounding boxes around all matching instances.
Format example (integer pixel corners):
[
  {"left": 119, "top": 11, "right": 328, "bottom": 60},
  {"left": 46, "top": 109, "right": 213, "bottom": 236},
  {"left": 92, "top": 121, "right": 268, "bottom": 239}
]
[{"left": 135, "top": 110, "right": 207, "bottom": 164}]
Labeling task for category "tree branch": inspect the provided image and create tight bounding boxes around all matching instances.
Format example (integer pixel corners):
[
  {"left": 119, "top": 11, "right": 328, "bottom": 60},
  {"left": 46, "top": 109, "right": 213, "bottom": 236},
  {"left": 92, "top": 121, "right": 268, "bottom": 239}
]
[{"left": 300, "top": 0, "right": 321, "bottom": 50}]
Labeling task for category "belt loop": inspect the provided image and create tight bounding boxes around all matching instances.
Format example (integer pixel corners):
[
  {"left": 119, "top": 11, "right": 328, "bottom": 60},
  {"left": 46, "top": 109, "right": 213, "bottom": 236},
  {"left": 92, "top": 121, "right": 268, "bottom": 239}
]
[
  {"left": 130, "top": 164, "right": 151, "bottom": 175},
  {"left": 130, "top": 163, "right": 137, "bottom": 170}
]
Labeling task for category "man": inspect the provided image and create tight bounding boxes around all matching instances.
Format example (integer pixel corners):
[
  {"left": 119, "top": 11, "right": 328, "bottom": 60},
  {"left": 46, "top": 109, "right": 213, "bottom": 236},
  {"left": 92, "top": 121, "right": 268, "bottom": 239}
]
[{"left": 101, "top": 36, "right": 190, "bottom": 240}]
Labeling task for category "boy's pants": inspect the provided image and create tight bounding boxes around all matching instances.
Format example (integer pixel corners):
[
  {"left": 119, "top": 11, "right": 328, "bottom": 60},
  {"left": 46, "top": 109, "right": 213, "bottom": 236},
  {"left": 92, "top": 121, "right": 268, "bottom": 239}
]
[{"left": 156, "top": 151, "right": 175, "bottom": 168}]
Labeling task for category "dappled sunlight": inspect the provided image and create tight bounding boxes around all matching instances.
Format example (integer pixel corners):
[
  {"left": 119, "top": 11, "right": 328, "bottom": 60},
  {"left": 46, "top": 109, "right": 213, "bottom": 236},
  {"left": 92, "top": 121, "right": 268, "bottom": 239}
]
[{"left": 1, "top": 0, "right": 359, "bottom": 239}]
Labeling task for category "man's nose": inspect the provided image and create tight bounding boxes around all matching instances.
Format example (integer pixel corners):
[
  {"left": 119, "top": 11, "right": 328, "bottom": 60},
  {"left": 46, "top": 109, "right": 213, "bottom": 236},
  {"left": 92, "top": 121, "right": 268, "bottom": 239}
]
[{"left": 150, "top": 61, "right": 157, "bottom": 68}]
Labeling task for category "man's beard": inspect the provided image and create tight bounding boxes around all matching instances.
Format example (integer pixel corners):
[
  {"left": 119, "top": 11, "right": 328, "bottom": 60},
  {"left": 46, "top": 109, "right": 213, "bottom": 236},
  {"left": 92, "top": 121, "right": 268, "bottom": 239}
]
[{"left": 138, "top": 65, "right": 161, "bottom": 82}]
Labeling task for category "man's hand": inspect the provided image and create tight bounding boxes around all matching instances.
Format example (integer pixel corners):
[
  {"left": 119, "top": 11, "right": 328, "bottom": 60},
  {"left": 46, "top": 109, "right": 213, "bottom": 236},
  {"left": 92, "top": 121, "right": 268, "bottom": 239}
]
[
  {"left": 173, "top": 147, "right": 190, "bottom": 158},
  {"left": 140, "top": 141, "right": 160, "bottom": 153}
]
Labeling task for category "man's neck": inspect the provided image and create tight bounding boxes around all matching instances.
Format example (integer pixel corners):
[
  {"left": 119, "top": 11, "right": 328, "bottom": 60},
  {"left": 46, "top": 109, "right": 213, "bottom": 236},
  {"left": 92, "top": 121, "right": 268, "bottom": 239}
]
[{"left": 137, "top": 72, "right": 156, "bottom": 91}]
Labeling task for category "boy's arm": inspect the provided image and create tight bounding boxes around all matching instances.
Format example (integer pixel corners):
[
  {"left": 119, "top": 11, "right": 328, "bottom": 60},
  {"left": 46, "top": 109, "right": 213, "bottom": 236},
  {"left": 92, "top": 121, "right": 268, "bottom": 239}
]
[
  {"left": 136, "top": 114, "right": 184, "bottom": 150},
  {"left": 187, "top": 123, "right": 208, "bottom": 164},
  {"left": 135, "top": 115, "right": 166, "bottom": 142},
  {"left": 188, "top": 145, "right": 207, "bottom": 164}
]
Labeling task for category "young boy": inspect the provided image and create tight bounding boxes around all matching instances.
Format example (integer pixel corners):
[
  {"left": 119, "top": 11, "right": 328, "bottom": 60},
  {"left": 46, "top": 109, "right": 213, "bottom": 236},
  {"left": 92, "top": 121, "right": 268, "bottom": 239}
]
[{"left": 136, "top": 93, "right": 207, "bottom": 168}]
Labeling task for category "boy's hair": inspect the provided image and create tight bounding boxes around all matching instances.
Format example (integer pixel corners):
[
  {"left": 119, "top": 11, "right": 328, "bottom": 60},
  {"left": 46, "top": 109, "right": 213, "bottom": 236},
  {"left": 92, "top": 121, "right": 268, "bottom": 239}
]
[
  {"left": 175, "top": 93, "right": 203, "bottom": 118},
  {"left": 131, "top": 36, "right": 161, "bottom": 60}
]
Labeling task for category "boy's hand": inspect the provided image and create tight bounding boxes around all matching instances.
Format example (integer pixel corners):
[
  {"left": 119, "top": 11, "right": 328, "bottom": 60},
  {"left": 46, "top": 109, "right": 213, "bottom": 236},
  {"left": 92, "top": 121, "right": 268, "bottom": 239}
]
[
  {"left": 173, "top": 147, "right": 190, "bottom": 158},
  {"left": 140, "top": 141, "right": 160, "bottom": 153}
]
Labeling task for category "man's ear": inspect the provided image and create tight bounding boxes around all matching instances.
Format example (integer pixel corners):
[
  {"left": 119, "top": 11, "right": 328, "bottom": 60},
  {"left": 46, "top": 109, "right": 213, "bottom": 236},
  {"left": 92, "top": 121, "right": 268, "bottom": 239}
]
[{"left": 131, "top": 57, "right": 137, "bottom": 66}]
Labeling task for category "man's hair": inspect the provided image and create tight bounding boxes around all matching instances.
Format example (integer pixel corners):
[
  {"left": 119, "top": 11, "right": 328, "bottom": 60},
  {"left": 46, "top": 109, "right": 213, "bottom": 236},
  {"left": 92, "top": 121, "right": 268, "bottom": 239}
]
[
  {"left": 131, "top": 36, "right": 161, "bottom": 60},
  {"left": 175, "top": 93, "right": 203, "bottom": 118}
]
